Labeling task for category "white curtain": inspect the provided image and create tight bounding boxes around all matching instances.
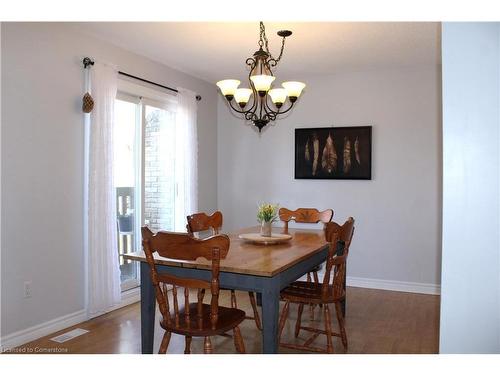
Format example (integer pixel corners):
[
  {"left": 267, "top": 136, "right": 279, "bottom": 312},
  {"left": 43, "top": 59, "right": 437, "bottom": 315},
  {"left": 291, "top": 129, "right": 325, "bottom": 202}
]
[
  {"left": 176, "top": 88, "right": 198, "bottom": 223},
  {"left": 87, "top": 63, "right": 121, "bottom": 317}
]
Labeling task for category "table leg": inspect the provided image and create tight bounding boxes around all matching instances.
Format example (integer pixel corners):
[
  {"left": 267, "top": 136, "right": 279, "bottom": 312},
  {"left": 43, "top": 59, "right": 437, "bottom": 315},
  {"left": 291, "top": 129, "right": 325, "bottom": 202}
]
[
  {"left": 140, "top": 262, "right": 156, "bottom": 354},
  {"left": 261, "top": 283, "right": 280, "bottom": 354},
  {"left": 256, "top": 292, "right": 262, "bottom": 306}
]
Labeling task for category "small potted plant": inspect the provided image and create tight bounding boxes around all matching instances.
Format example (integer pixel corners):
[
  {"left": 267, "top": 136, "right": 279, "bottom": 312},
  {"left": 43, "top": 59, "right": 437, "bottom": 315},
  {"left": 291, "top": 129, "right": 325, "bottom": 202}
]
[
  {"left": 257, "top": 203, "right": 279, "bottom": 237},
  {"left": 117, "top": 208, "right": 134, "bottom": 233}
]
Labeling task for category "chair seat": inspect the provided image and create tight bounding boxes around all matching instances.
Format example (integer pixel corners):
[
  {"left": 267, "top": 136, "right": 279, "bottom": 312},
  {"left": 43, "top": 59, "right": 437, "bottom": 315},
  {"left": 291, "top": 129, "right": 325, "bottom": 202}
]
[
  {"left": 280, "top": 281, "right": 344, "bottom": 304},
  {"left": 160, "top": 303, "right": 246, "bottom": 336}
]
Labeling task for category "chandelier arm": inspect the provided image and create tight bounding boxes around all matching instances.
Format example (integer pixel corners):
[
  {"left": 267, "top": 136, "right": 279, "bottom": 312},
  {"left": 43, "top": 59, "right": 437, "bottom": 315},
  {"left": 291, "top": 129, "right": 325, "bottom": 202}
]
[
  {"left": 247, "top": 85, "right": 259, "bottom": 115},
  {"left": 265, "top": 60, "right": 274, "bottom": 76},
  {"left": 263, "top": 94, "right": 278, "bottom": 118},
  {"left": 245, "top": 95, "right": 258, "bottom": 116},
  {"left": 227, "top": 99, "right": 259, "bottom": 123},
  {"left": 243, "top": 82, "right": 258, "bottom": 121},
  {"left": 237, "top": 82, "right": 258, "bottom": 116},
  {"left": 259, "top": 96, "right": 265, "bottom": 120},
  {"left": 227, "top": 100, "right": 252, "bottom": 115},
  {"left": 245, "top": 58, "right": 261, "bottom": 115},
  {"left": 274, "top": 100, "right": 296, "bottom": 115},
  {"left": 265, "top": 110, "right": 278, "bottom": 122},
  {"left": 262, "top": 105, "right": 278, "bottom": 122},
  {"left": 245, "top": 112, "right": 256, "bottom": 122}
]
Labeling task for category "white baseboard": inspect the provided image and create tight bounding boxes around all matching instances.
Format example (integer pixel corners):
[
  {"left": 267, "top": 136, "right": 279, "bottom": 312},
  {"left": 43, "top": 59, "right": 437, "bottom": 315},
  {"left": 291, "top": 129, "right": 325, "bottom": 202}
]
[
  {"left": 1, "top": 287, "right": 141, "bottom": 351},
  {"left": 120, "top": 287, "right": 141, "bottom": 306},
  {"left": 346, "top": 276, "right": 441, "bottom": 295},
  {"left": 88, "top": 287, "right": 141, "bottom": 319},
  {"left": 306, "top": 271, "right": 441, "bottom": 295},
  {"left": 0, "top": 309, "right": 87, "bottom": 351}
]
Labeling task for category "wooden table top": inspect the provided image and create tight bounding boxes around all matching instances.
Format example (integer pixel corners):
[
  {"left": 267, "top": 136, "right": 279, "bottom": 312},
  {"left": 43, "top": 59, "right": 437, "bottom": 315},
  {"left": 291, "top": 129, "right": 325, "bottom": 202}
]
[{"left": 123, "top": 226, "right": 328, "bottom": 277}]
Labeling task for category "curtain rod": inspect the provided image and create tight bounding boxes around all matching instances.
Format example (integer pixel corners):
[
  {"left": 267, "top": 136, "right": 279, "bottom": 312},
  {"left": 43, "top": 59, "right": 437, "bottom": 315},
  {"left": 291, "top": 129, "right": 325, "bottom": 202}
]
[{"left": 82, "top": 57, "right": 202, "bottom": 101}]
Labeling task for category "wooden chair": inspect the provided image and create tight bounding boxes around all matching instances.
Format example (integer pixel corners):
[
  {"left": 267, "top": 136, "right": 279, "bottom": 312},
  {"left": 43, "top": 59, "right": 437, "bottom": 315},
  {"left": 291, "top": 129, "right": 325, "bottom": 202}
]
[
  {"left": 279, "top": 207, "right": 333, "bottom": 285},
  {"left": 278, "top": 217, "right": 355, "bottom": 353},
  {"left": 141, "top": 228, "right": 246, "bottom": 354},
  {"left": 186, "top": 211, "right": 262, "bottom": 331}
]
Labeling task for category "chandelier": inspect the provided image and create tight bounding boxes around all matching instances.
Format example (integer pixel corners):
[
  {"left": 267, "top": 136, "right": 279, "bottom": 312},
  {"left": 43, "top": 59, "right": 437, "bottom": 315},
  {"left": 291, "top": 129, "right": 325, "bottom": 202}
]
[{"left": 216, "top": 22, "right": 306, "bottom": 132}]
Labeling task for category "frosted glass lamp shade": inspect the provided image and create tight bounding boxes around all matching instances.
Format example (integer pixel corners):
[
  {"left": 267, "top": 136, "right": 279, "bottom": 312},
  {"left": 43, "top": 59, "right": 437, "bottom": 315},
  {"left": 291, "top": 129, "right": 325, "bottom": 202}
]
[
  {"left": 268, "top": 88, "right": 287, "bottom": 108},
  {"left": 282, "top": 81, "right": 306, "bottom": 102},
  {"left": 234, "top": 88, "right": 253, "bottom": 108},
  {"left": 216, "top": 79, "right": 240, "bottom": 99},
  {"left": 250, "top": 74, "right": 275, "bottom": 95}
]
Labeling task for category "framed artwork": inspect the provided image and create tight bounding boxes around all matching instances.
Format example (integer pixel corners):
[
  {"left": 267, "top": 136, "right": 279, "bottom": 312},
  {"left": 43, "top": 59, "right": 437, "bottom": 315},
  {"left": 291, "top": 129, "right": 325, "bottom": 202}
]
[{"left": 295, "top": 126, "right": 372, "bottom": 180}]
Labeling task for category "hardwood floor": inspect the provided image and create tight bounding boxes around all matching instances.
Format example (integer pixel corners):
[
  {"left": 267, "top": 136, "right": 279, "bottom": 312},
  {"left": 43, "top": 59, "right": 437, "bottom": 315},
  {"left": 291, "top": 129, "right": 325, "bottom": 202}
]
[{"left": 12, "top": 287, "right": 440, "bottom": 354}]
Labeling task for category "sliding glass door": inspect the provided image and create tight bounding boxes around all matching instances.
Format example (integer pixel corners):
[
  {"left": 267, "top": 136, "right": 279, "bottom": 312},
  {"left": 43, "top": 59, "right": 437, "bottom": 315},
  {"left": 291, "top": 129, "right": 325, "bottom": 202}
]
[
  {"left": 114, "top": 97, "right": 142, "bottom": 290},
  {"left": 113, "top": 86, "right": 180, "bottom": 291}
]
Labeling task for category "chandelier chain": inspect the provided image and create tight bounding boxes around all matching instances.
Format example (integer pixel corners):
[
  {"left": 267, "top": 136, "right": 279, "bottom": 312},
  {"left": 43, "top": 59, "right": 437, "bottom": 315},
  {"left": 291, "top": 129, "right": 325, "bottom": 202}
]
[
  {"left": 259, "top": 21, "right": 286, "bottom": 65},
  {"left": 259, "top": 21, "right": 268, "bottom": 50},
  {"left": 274, "top": 37, "right": 286, "bottom": 64}
]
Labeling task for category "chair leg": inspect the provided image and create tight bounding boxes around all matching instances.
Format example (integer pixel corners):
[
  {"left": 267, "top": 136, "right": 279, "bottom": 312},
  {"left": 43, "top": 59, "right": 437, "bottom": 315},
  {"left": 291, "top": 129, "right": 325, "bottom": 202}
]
[
  {"left": 306, "top": 272, "right": 315, "bottom": 321},
  {"left": 295, "top": 303, "right": 304, "bottom": 338},
  {"left": 278, "top": 301, "right": 290, "bottom": 345},
  {"left": 230, "top": 290, "right": 237, "bottom": 308},
  {"left": 248, "top": 292, "right": 262, "bottom": 330},
  {"left": 233, "top": 326, "right": 246, "bottom": 353},
  {"left": 204, "top": 336, "right": 213, "bottom": 354},
  {"left": 313, "top": 271, "right": 319, "bottom": 284},
  {"left": 324, "top": 305, "right": 334, "bottom": 354},
  {"left": 335, "top": 301, "right": 348, "bottom": 351},
  {"left": 309, "top": 303, "right": 315, "bottom": 321},
  {"left": 314, "top": 271, "right": 323, "bottom": 309},
  {"left": 158, "top": 331, "right": 171, "bottom": 354},
  {"left": 184, "top": 336, "right": 192, "bottom": 354}
]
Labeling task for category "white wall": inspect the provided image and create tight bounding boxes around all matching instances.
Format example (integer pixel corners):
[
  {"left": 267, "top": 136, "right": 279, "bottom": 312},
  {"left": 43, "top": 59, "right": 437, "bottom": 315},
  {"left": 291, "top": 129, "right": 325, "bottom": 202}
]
[
  {"left": 0, "top": 23, "right": 218, "bottom": 339},
  {"left": 218, "top": 66, "right": 442, "bottom": 289},
  {"left": 440, "top": 22, "right": 500, "bottom": 354}
]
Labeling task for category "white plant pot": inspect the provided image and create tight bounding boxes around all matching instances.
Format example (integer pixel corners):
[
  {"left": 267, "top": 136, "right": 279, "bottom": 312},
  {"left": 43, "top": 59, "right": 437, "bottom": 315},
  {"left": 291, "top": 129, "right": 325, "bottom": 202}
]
[{"left": 260, "top": 222, "right": 272, "bottom": 237}]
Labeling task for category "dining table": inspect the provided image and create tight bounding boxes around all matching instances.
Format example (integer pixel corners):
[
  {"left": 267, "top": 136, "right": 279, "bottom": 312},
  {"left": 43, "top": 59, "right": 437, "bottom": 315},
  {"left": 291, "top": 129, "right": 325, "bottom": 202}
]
[{"left": 123, "top": 225, "right": 338, "bottom": 354}]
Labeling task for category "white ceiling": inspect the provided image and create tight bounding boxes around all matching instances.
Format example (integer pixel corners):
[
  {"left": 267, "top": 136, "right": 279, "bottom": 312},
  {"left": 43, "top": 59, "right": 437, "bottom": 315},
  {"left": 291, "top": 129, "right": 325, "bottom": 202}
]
[{"left": 73, "top": 22, "right": 441, "bottom": 84}]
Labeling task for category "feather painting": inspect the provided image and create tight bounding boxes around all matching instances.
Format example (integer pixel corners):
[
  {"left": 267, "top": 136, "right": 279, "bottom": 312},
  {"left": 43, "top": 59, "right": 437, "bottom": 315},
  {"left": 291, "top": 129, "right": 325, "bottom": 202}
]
[
  {"left": 312, "top": 133, "right": 320, "bottom": 176},
  {"left": 295, "top": 126, "right": 371, "bottom": 180},
  {"left": 321, "top": 133, "right": 337, "bottom": 173},
  {"left": 343, "top": 136, "right": 352, "bottom": 173},
  {"left": 354, "top": 136, "right": 361, "bottom": 165},
  {"left": 305, "top": 138, "right": 310, "bottom": 161}
]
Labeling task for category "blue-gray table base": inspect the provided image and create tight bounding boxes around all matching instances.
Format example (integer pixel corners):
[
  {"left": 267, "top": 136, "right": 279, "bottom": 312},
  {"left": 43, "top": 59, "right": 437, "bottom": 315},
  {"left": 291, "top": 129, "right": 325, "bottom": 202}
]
[{"left": 139, "top": 245, "right": 332, "bottom": 354}]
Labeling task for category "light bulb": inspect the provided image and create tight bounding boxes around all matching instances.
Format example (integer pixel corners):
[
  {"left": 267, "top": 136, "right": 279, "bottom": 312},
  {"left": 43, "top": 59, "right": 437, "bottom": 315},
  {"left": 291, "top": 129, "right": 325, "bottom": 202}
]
[
  {"left": 282, "top": 81, "right": 306, "bottom": 102},
  {"left": 216, "top": 79, "right": 240, "bottom": 100},
  {"left": 268, "top": 88, "right": 287, "bottom": 108},
  {"left": 234, "top": 88, "right": 253, "bottom": 108},
  {"left": 250, "top": 75, "right": 275, "bottom": 95}
]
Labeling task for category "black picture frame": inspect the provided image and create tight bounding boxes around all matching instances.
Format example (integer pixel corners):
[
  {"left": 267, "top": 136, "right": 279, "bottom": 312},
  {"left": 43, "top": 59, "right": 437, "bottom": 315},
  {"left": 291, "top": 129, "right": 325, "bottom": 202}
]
[{"left": 295, "top": 126, "right": 372, "bottom": 180}]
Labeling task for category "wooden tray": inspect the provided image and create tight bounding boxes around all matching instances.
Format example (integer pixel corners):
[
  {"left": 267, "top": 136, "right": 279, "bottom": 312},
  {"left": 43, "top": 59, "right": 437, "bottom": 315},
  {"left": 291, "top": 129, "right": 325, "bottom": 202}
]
[{"left": 238, "top": 232, "right": 293, "bottom": 245}]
